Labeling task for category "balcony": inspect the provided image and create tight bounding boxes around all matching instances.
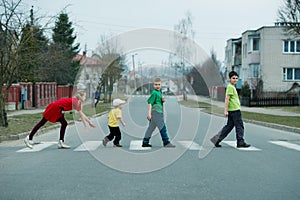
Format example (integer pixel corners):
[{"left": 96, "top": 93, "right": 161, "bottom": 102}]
[
  {"left": 247, "top": 52, "right": 260, "bottom": 64},
  {"left": 234, "top": 55, "right": 242, "bottom": 66}
]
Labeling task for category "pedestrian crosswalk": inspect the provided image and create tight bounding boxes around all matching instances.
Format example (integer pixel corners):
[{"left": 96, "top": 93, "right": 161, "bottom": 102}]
[
  {"left": 177, "top": 141, "right": 202, "bottom": 150},
  {"left": 222, "top": 141, "right": 261, "bottom": 151},
  {"left": 16, "top": 140, "right": 300, "bottom": 153},
  {"left": 17, "top": 141, "right": 57, "bottom": 153},
  {"left": 129, "top": 140, "right": 151, "bottom": 150},
  {"left": 74, "top": 141, "right": 102, "bottom": 151},
  {"left": 269, "top": 141, "right": 300, "bottom": 151}
]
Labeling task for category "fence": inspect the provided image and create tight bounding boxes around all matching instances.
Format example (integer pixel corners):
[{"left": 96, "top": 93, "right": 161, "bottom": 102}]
[
  {"left": 241, "top": 97, "right": 299, "bottom": 107},
  {"left": 34, "top": 82, "right": 57, "bottom": 108},
  {"left": 2, "top": 85, "right": 20, "bottom": 110},
  {"left": 4, "top": 83, "right": 74, "bottom": 110},
  {"left": 57, "top": 85, "right": 73, "bottom": 100}
]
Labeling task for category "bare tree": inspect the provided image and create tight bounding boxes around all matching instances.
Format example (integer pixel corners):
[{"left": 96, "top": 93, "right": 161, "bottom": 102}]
[
  {"left": 278, "top": 0, "right": 300, "bottom": 35},
  {"left": 174, "top": 11, "right": 195, "bottom": 100},
  {"left": 0, "top": 0, "right": 27, "bottom": 126},
  {"left": 94, "top": 34, "right": 123, "bottom": 102}
]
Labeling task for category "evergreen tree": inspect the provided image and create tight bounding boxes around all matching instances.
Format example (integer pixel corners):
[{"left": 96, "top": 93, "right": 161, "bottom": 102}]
[
  {"left": 18, "top": 16, "right": 48, "bottom": 83},
  {"left": 50, "top": 12, "right": 80, "bottom": 85}
]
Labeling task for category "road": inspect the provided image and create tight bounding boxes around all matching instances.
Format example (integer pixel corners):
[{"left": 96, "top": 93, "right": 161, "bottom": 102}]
[{"left": 0, "top": 96, "right": 299, "bottom": 200}]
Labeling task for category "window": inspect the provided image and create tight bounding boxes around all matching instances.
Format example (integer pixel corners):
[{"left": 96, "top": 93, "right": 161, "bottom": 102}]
[
  {"left": 290, "top": 41, "right": 295, "bottom": 52},
  {"left": 284, "top": 41, "right": 289, "bottom": 52},
  {"left": 248, "top": 37, "right": 260, "bottom": 52},
  {"left": 283, "top": 68, "right": 300, "bottom": 81},
  {"left": 297, "top": 41, "right": 300, "bottom": 52},
  {"left": 283, "top": 40, "right": 300, "bottom": 53},
  {"left": 248, "top": 64, "right": 260, "bottom": 78},
  {"left": 295, "top": 68, "right": 300, "bottom": 80},
  {"left": 253, "top": 38, "right": 260, "bottom": 51}
]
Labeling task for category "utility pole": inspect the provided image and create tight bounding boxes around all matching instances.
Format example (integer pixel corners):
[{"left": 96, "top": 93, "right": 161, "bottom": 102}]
[{"left": 132, "top": 53, "right": 137, "bottom": 91}]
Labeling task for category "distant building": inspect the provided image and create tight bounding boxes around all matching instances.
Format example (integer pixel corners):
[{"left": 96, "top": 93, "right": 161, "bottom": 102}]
[
  {"left": 224, "top": 23, "right": 300, "bottom": 97},
  {"left": 74, "top": 51, "right": 104, "bottom": 98}
]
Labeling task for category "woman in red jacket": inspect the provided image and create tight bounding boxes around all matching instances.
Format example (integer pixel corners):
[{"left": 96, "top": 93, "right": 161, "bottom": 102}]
[{"left": 24, "top": 90, "right": 96, "bottom": 149}]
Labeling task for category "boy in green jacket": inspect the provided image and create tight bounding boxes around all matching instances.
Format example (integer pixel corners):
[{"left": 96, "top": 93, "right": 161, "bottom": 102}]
[{"left": 142, "top": 77, "right": 175, "bottom": 148}]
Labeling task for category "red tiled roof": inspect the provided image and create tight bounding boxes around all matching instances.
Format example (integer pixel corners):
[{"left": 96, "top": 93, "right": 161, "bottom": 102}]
[{"left": 73, "top": 54, "right": 102, "bottom": 66}]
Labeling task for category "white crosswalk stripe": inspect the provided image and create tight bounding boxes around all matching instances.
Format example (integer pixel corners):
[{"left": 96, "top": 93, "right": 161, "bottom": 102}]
[
  {"left": 222, "top": 141, "right": 261, "bottom": 151},
  {"left": 17, "top": 141, "right": 57, "bottom": 152},
  {"left": 74, "top": 141, "right": 102, "bottom": 151},
  {"left": 178, "top": 141, "right": 203, "bottom": 150},
  {"left": 269, "top": 141, "right": 300, "bottom": 151},
  {"left": 129, "top": 140, "right": 151, "bottom": 150}
]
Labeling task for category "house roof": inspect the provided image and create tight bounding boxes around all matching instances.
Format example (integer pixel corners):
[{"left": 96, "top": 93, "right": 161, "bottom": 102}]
[{"left": 73, "top": 52, "right": 102, "bottom": 66}]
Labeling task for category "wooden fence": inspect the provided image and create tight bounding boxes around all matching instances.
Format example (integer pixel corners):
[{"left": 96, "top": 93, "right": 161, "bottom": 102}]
[
  {"left": 57, "top": 85, "right": 73, "bottom": 100},
  {"left": 4, "top": 83, "right": 74, "bottom": 110},
  {"left": 241, "top": 97, "right": 299, "bottom": 107}
]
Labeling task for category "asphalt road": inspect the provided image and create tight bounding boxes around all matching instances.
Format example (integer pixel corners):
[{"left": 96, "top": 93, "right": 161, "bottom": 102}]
[{"left": 0, "top": 96, "right": 299, "bottom": 200}]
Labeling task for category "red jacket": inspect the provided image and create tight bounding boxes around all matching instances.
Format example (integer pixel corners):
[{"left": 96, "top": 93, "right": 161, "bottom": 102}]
[{"left": 43, "top": 98, "right": 81, "bottom": 123}]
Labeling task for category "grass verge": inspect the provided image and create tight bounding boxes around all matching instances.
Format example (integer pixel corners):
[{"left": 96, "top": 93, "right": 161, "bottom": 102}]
[{"left": 179, "top": 100, "right": 300, "bottom": 129}]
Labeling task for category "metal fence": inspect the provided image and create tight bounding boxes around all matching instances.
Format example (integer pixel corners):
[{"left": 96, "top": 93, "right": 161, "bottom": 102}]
[{"left": 241, "top": 97, "right": 299, "bottom": 107}]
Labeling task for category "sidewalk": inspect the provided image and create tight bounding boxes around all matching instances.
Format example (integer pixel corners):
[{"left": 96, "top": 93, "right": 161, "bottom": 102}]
[{"left": 7, "top": 108, "right": 45, "bottom": 117}]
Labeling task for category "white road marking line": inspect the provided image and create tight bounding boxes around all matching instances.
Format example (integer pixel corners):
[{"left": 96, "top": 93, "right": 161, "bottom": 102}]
[
  {"left": 17, "top": 141, "right": 57, "bottom": 152},
  {"left": 269, "top": 141, "right": 300, "bottom": 151},
  {"left": 178, "top": 141, "right": 202, "bottom": 150},
  {"left": 129, "top": 140, "right": 151, "bottom": 150},
  {"left": 222, "top": 141, "right": 261, "bottom": 151},
  {"left": 74, "top": 141, "right": 102, "bottom": 151}
]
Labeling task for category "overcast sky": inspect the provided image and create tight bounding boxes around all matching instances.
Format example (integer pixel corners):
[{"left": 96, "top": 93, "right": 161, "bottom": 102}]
[{"left": 23, "top": 0, "right": 283, "bottom": 62}]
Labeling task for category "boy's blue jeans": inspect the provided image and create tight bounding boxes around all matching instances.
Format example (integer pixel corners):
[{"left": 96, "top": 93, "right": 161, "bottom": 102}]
[{"left": 143, "top": 110, "right": 170, "bottom": 145}]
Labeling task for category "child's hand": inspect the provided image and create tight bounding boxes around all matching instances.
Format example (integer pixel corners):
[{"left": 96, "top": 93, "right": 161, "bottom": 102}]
[
  {"left": 147, "top": 114, "right": 151, "bottom": 121},
  {"left": 122, "top": 122, "right": 126, "bottom": 127},
  {"left": 89, "top": 122, "right": 96, "bottom": 128},
  {"left": 162, "top": 96, "right": 165, "bottom": 102},
  {"left": 224, "top": 111, "right": 229, "bottom": 117}
]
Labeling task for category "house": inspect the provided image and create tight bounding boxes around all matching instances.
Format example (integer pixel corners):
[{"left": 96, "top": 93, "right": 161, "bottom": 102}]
[
  {"left": 74, "top": 51, "right": 105, "bottom": 98},
  {"left": 224, "top": 23, "right": 300, "bottom": 97}
]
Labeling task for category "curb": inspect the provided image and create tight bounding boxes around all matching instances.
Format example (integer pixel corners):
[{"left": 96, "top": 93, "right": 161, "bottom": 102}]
[
  {"left": 243, "top": 119, "right": 300, "bottom": 134},
  {"left": 0, "top": 111, "right": 108, "bottom": 143},
  {"left": 0, "top": 124, "right": 62, "bottom": 143}
]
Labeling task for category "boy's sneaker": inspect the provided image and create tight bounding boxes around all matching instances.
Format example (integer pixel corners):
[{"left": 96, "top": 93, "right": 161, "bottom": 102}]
[
  {"left": 113, "top": 144, "right": 123, "bottom": 147},
  {"left": 210, "top": 137, "right": 222, "bottom": 147},
  {"left": 58, "top": 140, "right": 71, "bottom": 149},
  {"left": 24, "top": 136, "right": 34, "bottom": 149},
  {"left": 164, "top": 142, "right": 176, "bottom": 148},
  {"left": 142, "top": 143, "right": 152, "bottom": 147},
  {"left": 102, "top": 137, "right": 109, "bottom": 147},
  {"left": 237, "top": 143, "right": 251, "bottom": 148}
]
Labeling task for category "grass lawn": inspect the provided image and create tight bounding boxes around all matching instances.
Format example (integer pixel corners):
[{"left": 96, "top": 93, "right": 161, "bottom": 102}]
[
  {"left": 0, "top": 103, "right": 111, "bottom": 137},
  {"left": 268, "top": 106, "right": 300, "bottom": 114},
  {"left": 179, "top": 100, "right": 300, "bottom": 129}
]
